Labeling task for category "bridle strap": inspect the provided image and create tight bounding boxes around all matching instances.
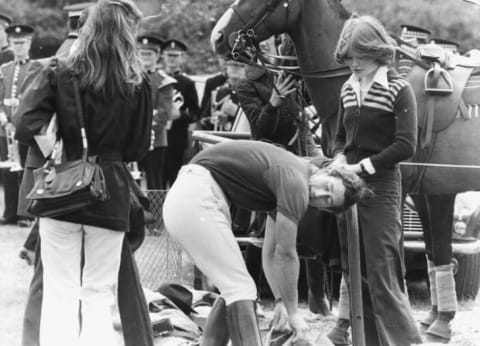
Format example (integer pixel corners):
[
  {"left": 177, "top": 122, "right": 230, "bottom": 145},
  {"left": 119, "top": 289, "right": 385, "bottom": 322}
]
[{"left": 231, "top": 0, "right": 286, "bottom": 33}]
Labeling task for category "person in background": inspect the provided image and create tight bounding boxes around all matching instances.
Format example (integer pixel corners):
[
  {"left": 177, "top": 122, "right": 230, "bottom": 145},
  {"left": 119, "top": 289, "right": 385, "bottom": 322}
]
[
  {"left": 0, "top": 24, "right": 42, "bottom": 227},
  {"left": 0, "top": 13, "right": 13, "bottom": 65},
  {"left": 56, "top": 2, "right": 94, "bottom": 59},
  {"left": 200, "top": 56, "right": 228, "bottom": 121},
  {"left": 237, "top": 34, "right": 334, "bottom": 317},
  {"left": 330, "top": 15, "right": 422, "bottom": 346},
  {"left": 200, "top": 59, "right": 245, "bottom": 131},
  {"left": 0, "top": 13, "right": 13, "bottom": 176},
  {"left": 137, "top": 33, "right": 180, "bottom": 189},
  {"left": 14, "top": 1, "right": 152, "bottom": 345},
  {"left": 161, "top": 38, "right": 200, "bottom": 186}
]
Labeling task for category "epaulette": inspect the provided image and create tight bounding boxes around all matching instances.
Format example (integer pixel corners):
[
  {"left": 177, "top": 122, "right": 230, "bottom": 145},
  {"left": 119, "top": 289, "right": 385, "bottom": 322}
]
[{"left": 0, "top": 60, "right": 14, "bottom": 69}]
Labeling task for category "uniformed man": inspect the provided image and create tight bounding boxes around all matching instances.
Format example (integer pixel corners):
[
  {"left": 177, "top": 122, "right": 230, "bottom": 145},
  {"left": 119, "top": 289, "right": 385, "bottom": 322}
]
[
  {"left": 200, "top": 56, "right": 228, "bottom": 120},
  {"left": 430, "top": 37, "right": 460, "bottom": 54},
  {"left": 0, "top": 24, "right": 43, "bottom": 226},
  {"left": 137, "top": 33, "right": 180, "bottom": 189},
  {"left": 56, "top": 2, "right": 94, "bottom": 58},
  {"left": 161, "top": 38, "right": 200, "bottom": 186},
  {"left": 400, "top": 24, "right": 431, "bottom": 47},
  {"left": 0, "top": 14, "right": 14, "bottom": 65},
  {"left": 200, "top": 59, "right": 245, "bottom": 131}
]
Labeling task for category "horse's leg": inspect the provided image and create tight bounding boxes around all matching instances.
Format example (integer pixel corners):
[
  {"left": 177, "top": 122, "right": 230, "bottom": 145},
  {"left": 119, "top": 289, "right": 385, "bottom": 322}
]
[
  {"left": 410, "top": 194, "right": 438, "bottom": 328},
  {"left": 424, "top": 194, "right": 457, "bottom": 343}
]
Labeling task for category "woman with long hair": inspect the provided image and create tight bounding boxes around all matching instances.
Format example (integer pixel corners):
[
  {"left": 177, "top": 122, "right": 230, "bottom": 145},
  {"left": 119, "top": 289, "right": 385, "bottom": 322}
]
[
  {"left": 15, "top": 1, "right": 152, "bottom": 345},
  {"left": 330, "top": 15, "right": 422, "bottom": 346}
]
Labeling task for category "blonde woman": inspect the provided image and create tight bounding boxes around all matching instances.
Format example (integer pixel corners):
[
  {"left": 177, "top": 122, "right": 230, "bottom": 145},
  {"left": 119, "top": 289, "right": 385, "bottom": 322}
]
[
  {"left": 15, "top": 1, "right": 152, "bottom": 345},
  {"left": 331, "top": 15, "right": 422, "bottom": 346}
]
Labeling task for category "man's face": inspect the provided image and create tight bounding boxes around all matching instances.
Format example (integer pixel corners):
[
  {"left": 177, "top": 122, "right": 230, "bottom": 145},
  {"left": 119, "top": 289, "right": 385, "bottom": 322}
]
[
  {"left": 309, "top": 172, "right": 346, "bottom": 210},
  {"left": 9, "top": 36, "right": 31, "bottom": 59},
  {"left": 138, "top": 48, "right": 159, "bottom": 70},
  {"left": 163, "top": 49, "right": 184, "bottom": 71}
]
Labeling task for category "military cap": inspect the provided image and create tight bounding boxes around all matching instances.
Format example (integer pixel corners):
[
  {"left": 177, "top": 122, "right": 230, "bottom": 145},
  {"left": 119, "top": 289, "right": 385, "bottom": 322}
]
[
  {"left": 64, "top": 2, "right": 95, "bottom": 18},
  {"left": 162, "top": 39, "right": 188, "bottom": 52},
  {"left": 5, "top": 24, "right": 34, "bottom": 37},
  {"left": 400, "top": 24, "right": 431, "bottom": 44},
  {"left": 430, "top": 38, "right": 460, "bottom": 54},
  {"left": 137, "top": 34, "right": 164, "bottom": 52},
  {"left": 0, "top": 14, "right": 12, "bottom": 27}
]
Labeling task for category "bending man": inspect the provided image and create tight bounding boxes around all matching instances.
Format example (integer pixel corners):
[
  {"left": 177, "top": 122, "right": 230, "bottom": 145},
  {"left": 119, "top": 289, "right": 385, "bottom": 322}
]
[{"left": 162, "top": 140, "right": 372, "bottom": 345}]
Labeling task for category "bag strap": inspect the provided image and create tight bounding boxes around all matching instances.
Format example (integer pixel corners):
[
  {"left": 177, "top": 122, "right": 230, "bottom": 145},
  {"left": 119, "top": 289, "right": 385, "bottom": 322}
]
[{"left": 72, "top": 78, "right": 89, "bottom": 161}]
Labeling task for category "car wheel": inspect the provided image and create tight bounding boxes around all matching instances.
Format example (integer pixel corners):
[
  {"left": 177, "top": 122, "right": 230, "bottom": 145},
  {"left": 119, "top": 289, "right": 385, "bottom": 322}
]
[{"left": 454, "top": 252, "right": 480, "bottom": 301}]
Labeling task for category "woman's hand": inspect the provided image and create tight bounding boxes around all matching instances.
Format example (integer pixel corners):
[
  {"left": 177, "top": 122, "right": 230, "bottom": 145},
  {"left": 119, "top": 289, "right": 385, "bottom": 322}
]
[
  {"left": 269, "top": 72, "right": 297, "bottom": 107},
  {"left": 329, "top": 154, "right": 347, "bottom": 169},
  {"left": 271, "top": 300, "right": 289, "bottom": 331},
  {"left": 343, "top": 163, "right": 363, "bottom": 174}
]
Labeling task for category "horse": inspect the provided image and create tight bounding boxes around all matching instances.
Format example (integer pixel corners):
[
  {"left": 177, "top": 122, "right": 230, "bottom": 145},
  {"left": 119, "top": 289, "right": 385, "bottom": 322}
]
[{"left": 211, "top": 0, "right": 480, "bottom": 341}]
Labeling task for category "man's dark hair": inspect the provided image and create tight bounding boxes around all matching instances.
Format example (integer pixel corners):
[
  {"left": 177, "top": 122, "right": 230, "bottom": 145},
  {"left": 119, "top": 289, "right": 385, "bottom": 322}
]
[{"left": 323, "top": 167, "right": 374, "bottom": 213}]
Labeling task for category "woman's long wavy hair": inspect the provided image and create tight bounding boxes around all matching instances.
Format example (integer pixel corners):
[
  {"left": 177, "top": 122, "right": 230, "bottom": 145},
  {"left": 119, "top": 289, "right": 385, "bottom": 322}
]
[{"left": 67, "top": 0, "right": 143, "bottom": 100}]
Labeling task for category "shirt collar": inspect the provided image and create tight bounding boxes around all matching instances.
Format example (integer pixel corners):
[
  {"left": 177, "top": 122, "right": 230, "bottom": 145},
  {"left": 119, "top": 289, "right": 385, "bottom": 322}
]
[{"left": 345, "top": 65, "right": 389, "bottom": 90}]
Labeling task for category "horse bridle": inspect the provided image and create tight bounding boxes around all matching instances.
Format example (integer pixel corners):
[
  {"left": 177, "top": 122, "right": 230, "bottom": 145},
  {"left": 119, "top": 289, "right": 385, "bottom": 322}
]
[{"left": 228, "top": 0, "right": 351, "bottom": 80}]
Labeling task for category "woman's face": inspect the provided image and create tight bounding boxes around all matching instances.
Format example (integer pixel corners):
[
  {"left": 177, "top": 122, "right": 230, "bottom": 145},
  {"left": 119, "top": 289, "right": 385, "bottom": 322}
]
[{"left": 344, "top": 54, "right": 379, "bottom": 81}]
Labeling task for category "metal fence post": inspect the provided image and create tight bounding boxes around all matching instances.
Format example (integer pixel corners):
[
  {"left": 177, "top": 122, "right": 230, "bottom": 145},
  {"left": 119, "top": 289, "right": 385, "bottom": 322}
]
[{"left": 346, "top": 204, "right": 366, "bottom": 346}]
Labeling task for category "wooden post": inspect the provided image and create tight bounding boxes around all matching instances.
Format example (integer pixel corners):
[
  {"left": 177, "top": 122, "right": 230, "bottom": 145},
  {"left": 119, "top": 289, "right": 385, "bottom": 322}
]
[{"left": 346, "top": 204, "right": 366, "bottom": 346}]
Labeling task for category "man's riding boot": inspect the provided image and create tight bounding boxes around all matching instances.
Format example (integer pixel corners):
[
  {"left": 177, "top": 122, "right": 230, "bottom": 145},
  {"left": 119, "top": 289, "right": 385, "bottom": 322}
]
[
  {"left": 421, "top": 257, "right": 438, "bottom": 330},
  {"left": 226, "top": 300, "right": 262, "bottom": 346},
  {"left": 425, "top": 263, "right": 457, "bottom": 343},
  {"left": 200, "top": 297, "right": 229, "bottom": 346}
]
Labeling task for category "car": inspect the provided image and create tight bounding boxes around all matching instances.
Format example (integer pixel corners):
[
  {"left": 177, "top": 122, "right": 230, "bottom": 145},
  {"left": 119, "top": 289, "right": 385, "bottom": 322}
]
[{"left": 403, "top": 192, "right": 480, "bottom": 300}]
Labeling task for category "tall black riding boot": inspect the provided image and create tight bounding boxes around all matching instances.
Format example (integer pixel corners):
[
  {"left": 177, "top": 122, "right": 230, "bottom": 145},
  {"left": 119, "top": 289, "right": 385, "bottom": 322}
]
[
  {"left": 226, "top": 300, "right": 262, "bottom": 346},
  {"left": 200, "top": 297, "right": 229, "bottom": 346}
]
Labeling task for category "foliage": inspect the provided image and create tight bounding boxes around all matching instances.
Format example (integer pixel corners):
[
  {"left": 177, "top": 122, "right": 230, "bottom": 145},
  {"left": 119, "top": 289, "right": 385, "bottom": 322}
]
[{"left": 1, "top": 0, "right": 479, "bottom": 72}]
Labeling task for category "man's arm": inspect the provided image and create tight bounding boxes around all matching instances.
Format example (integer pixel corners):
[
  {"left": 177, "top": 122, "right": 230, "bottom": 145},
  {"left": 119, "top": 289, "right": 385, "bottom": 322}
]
[{"left": 262, "top": 211, "right": 300, "bottom": 315}]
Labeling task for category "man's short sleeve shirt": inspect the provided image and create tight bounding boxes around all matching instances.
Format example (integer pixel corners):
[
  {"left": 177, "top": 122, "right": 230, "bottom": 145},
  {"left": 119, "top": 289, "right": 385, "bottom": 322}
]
[{"left": 191, "top": 140, "right": 310, "bottom": 223}]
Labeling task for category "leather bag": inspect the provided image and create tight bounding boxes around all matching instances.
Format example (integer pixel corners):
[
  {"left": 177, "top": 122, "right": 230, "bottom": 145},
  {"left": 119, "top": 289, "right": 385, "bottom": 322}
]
[{"left": 26, "top": 78, "right": 108, "bottom": 217}]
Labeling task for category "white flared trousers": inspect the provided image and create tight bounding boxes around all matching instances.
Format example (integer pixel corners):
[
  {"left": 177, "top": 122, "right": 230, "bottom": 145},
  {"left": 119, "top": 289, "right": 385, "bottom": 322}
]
[
  {"left": 163, "top": 164, "right": 257, "bottom": 305},
  {"left": 39, "top": 218, "right": 124, "bottom": 346}
]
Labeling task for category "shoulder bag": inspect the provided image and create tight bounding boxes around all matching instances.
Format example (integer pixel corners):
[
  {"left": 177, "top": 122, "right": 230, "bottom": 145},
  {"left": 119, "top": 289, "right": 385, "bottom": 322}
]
[{"left": 26, "top": 78, "right": 108, "bottom": 217}]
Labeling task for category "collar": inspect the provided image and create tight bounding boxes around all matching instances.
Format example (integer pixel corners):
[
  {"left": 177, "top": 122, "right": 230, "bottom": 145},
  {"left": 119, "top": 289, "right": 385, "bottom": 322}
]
[
  {"left": 345, "top": 65, "right": 389, "bottom": 91},
  {"left": 15, "top": 58, "right": 30, "bottom": 65}
]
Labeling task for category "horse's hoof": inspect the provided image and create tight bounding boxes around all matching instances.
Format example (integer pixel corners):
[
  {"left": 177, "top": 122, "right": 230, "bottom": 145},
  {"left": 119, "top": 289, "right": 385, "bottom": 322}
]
[
  {"left": 419, "top": 309, "right": 438, "bottom": 330},
  {"left": 424, "top": 319, "right": 452, "bottom": 344},
  {"left": 326, "top": 326, "right": 351, "bottom": 346}
]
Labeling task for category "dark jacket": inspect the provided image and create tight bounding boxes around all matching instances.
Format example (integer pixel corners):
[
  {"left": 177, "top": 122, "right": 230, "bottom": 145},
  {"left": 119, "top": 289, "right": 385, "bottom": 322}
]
[
  {"left": 167, "top": 71, "right": 199, "bottom": 148},
  {"left": 237, "top": 68, "right": 319, "bottom": 156},
  {"left": 200, "top": 72, "right": 228, "bottom": 119},
  {"left": 14, "top": 58, "right": 152, "bottom": 231}
]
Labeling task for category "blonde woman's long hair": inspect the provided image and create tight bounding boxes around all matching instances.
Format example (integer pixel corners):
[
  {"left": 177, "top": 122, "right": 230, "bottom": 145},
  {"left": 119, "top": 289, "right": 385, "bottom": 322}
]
[{"left": 67, "top": 0, "right": 143, "bottom": 100}]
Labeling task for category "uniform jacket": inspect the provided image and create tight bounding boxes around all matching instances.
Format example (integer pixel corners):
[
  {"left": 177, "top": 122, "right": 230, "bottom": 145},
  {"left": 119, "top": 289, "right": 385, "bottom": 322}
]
[
  {"left": 15, "top": 58, "right": 152, "bottom": 231},
  {"left": 149, "top": 69, "right": 176, "bottom": 148},
  {"left": 200, "top": 72, "right": 228, "bottom": 119},
  {"left": 0, "top": 59, "right": 44, "bottom": 136},
  {"left": 237, "top": 68, "right": 319, "bottom": 156},
  {"left": 167, "top": 71, "right": 199, "bottom": 149}
]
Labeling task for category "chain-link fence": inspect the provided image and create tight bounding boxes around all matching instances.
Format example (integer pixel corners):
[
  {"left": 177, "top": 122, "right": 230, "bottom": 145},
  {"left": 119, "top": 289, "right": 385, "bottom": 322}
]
[{"left": 134, "top": 190, "right": 194, "bottom": 290}]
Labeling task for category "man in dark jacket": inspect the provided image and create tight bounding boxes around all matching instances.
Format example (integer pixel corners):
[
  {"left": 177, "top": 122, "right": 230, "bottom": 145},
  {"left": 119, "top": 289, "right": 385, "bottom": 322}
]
[{"left": 162, "top": 39, "right": 200, "bottom": 186}]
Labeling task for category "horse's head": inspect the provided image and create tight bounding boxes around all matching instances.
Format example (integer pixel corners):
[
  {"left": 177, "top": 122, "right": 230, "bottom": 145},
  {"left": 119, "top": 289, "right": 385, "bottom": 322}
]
[{"left": 211, "top": 0, "right": 300, "bottom": 59}]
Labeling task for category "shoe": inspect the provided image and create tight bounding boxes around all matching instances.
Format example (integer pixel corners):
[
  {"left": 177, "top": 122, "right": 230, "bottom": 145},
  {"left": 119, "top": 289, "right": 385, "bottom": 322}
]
[
  {"left": 0, "top": 217, "right": 17, "bottom": 225},
  {"left": 17, "top": 219, "right": 31, "bottom": 228}
]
